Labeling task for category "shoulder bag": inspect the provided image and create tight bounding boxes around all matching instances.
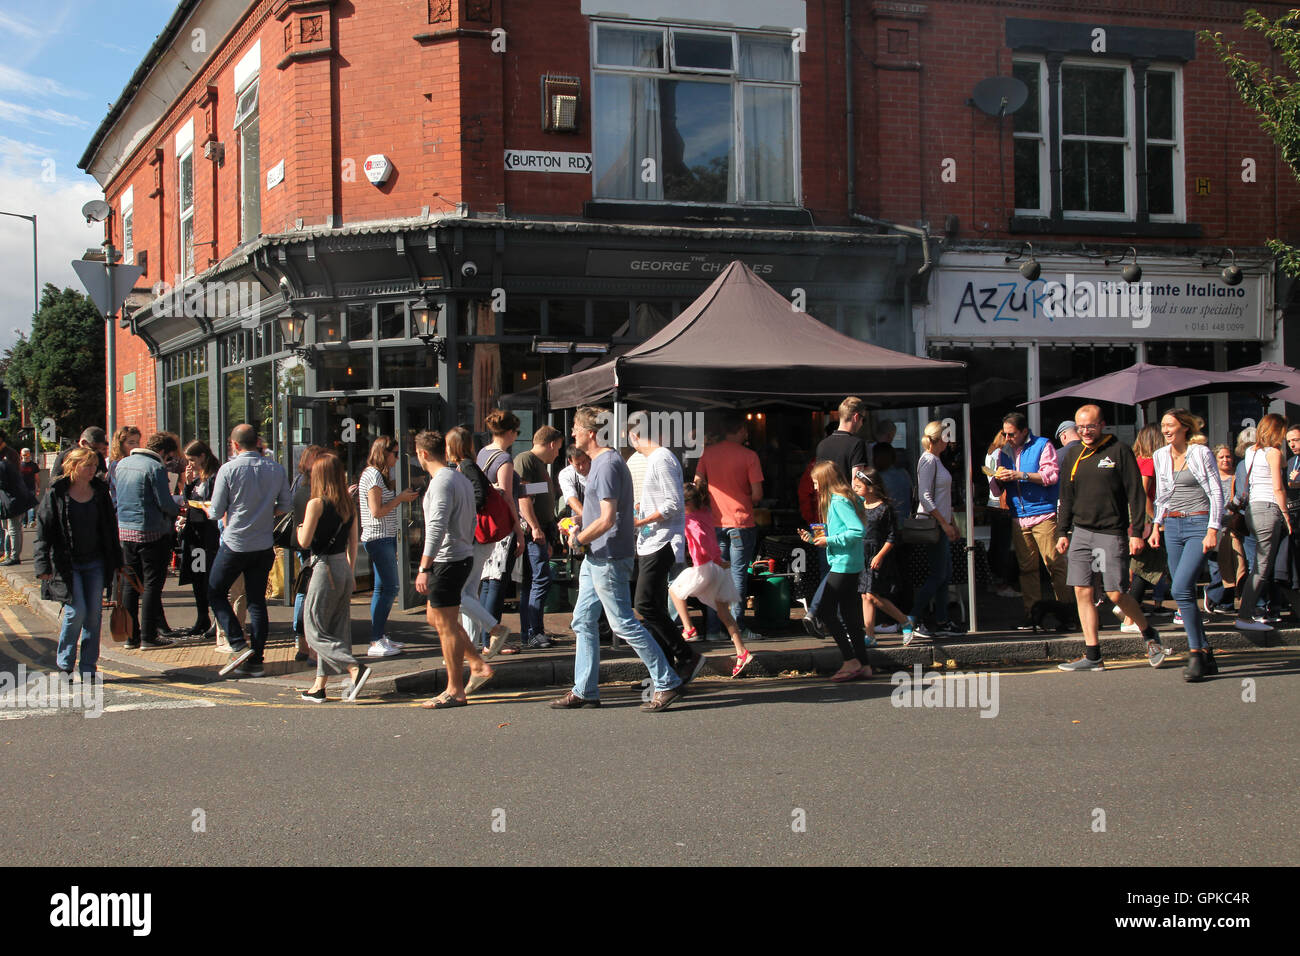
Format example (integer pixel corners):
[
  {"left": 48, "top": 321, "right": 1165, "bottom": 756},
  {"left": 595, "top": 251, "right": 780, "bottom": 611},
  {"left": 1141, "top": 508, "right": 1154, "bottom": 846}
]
[
  {"left": 1223, "top": 451, "right": 1253, "bottom": 538},
  {"left": 108, "top": 566, "right": 144, "bottom": 643},
  {"left": 900, "top": 459, "right": 943, "bottom": 545},
  {"left": 293, "top": 510, "right": 349, "bottom": 595}
]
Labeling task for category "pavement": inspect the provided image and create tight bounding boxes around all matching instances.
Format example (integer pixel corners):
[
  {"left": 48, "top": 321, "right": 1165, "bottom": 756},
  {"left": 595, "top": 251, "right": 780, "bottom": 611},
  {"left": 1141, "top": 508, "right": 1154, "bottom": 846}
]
[{"left": 4, "top": 529, "right": 1297, "bottom": 697}]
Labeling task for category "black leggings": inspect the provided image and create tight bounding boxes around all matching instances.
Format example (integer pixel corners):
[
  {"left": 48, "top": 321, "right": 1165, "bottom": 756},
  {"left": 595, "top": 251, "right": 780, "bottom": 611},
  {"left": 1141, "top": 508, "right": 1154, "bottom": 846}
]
[{"left": 824, "top": 571, "right": 866, "bottom": 664}]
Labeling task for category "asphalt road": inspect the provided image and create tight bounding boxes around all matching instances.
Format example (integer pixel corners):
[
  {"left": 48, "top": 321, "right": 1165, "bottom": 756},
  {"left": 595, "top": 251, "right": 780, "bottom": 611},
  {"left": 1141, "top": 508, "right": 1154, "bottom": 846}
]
[{"left": 2, "top": 581, "right": 1297, "bottom": 867}]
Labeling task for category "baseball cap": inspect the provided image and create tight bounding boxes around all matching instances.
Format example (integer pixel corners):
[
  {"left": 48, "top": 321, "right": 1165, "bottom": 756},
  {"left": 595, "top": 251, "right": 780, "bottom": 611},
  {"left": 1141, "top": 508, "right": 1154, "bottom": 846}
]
[{"left": 1055, "top": 420, "right": 1076, "bottom": 439}]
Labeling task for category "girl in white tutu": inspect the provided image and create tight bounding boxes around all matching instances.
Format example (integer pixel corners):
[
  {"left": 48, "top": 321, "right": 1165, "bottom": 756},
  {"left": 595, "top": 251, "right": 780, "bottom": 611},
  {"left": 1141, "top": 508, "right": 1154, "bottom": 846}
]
[{"left": 670, "top": 478, "right": 755, "bottom": 677}]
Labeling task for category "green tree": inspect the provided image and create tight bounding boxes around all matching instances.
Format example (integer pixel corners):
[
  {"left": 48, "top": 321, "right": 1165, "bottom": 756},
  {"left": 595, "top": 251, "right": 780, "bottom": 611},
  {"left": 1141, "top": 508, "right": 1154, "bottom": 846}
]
[
  {"left": 4, "top": 284, "right": 106, "bottom": 438},
  {"left": 1204, "top": 10, "right": 1300, "bottom": 275}
]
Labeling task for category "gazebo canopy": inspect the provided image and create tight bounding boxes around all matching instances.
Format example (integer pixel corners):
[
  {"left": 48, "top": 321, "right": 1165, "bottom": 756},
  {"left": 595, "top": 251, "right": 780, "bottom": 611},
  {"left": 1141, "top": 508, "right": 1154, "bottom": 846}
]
[{"left": 547, "top": 261, "right": 968, "bottom": 409}]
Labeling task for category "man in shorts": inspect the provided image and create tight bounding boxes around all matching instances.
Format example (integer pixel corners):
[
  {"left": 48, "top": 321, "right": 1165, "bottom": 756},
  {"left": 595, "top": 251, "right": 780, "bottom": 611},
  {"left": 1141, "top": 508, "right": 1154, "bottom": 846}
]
[{"left": 1055, "top": 404, "right": 1161, "bottom": 671}]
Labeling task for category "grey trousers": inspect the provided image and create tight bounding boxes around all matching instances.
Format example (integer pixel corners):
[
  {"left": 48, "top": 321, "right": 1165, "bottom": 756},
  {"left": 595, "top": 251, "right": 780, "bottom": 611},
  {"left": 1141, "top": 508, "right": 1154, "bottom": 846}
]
[
  {"left": 303, "top": 552, "right": 357, "bottom": 677},
  {"left": 5, "top": 516, "right": 22, "bottom": 559},
  {"left": 1240, "top": 502, "right": 1286, "bottom": 615}
]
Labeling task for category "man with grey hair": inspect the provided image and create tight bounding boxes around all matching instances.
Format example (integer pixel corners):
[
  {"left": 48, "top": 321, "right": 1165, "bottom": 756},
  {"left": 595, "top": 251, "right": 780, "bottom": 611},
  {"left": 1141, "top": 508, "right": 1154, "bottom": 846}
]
[{"left": 553, "top": 405, "right": 686, "bottom": 711}]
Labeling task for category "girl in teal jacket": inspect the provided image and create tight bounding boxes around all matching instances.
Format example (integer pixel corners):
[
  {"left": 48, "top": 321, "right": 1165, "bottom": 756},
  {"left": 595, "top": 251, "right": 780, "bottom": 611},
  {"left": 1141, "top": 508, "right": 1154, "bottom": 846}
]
[{"left": 799, "top": 461, "right": 871, "bottom": 681}]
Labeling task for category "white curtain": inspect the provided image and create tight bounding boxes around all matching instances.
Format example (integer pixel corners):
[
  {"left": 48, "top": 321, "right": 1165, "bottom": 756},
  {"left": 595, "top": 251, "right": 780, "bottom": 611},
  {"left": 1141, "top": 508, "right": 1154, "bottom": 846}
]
[
  {"left": 739, "top": 38, "right": 792, "bottom": 81},
  {"left": 743, "top": 85, "right": 795, "bottom": 203},
  {"left": 594, "top": 74, "right": 663, "bottom": 200}
]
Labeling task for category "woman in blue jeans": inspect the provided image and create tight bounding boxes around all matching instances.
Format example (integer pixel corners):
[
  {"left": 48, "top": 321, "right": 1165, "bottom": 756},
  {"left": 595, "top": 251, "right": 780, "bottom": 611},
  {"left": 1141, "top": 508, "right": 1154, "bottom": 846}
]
[
  {"left": 908, "top": 421, "right": 962, "bottom": 640},
  {"left": 358, "top": 437, "right": 419, "bottom": 658},
  {"left": 1149, "top": 410, "right": 1225, "bottom": 682},
  {"left": 34, "top": 448, "right": 122, "bottom": 677}
]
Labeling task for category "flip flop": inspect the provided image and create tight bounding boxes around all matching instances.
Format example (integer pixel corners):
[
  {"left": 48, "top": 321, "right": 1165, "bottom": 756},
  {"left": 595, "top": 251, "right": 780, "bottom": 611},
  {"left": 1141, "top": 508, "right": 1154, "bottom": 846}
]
[
  {"left": 420, "top": 693, "right": 467, "bottom": 709},
  {"left": 498, "top": 646, "right": 521, "bottom": 655},
  {"left": 466, "top": 670, "right": 495, "bottom": 695},
  {"left": 829, "top": 666, "right": 865, "bottom": 683}
]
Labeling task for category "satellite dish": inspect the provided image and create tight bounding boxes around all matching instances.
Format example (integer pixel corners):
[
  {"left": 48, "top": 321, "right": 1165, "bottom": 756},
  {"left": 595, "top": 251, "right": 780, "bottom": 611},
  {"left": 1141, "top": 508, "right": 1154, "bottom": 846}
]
[
  {"left": 971, "top": 76, "right": 1029, "bottom": 118},
  {"left": 81, "top": 199, "right": 111, "bottom": 223}
]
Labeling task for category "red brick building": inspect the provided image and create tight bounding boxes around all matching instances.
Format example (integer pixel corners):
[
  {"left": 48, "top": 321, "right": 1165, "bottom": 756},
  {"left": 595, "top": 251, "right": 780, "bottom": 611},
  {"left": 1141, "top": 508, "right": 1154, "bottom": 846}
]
[{"left": 80, "top": 0, "right": 1300, "bottom": 470}]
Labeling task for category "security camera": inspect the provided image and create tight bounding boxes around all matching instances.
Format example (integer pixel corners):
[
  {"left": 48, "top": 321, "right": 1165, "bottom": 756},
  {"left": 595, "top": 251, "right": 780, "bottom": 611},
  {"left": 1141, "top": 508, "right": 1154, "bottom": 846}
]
[{"left": 461, "top": 261, "right": 478, "bottom": 279}]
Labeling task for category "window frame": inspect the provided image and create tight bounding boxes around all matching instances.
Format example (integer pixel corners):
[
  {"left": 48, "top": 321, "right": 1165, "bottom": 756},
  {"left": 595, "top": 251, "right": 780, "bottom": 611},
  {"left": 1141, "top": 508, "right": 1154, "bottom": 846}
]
[
  {"left": 589, "top": 19, "right": 801, "bottom": 208},
  {"left": 1012, "top": 59, "right": 1049, "bottom": 217},
  {"left": 121, "top": 186, "right": 134, "bottom": 266},
  {"left": 178, "top": 146, "right": 195, "bottom": 278},
  {"left": 235, "top": 79, "right": 261, "bottom": 242},
  {"left": 1012, "top": 56, "right": 1184, "bottom": 225},
  {"left": 1144, "top": 66, "right": 1184, "bottom": 223}
]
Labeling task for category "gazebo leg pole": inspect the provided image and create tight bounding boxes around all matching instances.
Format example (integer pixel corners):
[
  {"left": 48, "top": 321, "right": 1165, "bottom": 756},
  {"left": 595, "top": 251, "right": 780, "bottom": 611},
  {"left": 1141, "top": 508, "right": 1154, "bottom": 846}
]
[{"left": 963, "top": 402, "right": 977, "bottom": 633}]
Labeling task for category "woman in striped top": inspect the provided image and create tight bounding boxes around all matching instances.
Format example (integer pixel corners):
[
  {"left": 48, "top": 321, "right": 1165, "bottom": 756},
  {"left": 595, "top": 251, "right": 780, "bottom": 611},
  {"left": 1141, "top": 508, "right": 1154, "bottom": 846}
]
[{"left": 358, "top": 436, "right": 419, "bottom": 659}]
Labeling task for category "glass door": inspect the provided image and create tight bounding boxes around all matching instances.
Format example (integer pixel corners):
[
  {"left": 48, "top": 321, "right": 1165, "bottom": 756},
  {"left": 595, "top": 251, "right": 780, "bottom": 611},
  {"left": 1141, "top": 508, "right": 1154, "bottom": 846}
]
[{"left": 395, "top": 390, "right": 445, "bottom": 610}]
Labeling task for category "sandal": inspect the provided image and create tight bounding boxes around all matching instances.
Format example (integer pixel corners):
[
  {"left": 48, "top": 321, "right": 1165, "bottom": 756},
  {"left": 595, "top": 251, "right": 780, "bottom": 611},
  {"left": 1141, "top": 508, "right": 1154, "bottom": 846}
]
[
  {"left": 466, "top": 669, "right": 495, "bottom": 695},
  {"left": 681, "top": 627, "right": 699, "bottom": 642},
  {"left": 830, "top": 665, "right": 864, "bottom": 683},
  {"left": 731, "top": 650, "right": 754, "bottom": 678},
  {"left": 420, "top": 693, "right": 467, "bottom": 709}
]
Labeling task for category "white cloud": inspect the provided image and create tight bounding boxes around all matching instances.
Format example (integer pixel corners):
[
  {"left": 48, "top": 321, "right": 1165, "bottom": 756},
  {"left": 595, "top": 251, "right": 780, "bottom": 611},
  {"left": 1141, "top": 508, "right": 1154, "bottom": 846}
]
[
  {"left": 0, "top": 64, "right": 85, "bottom": 100},
  {"left": 0, "top": 11, "right": 45, "bottom": 41},
  {"left": 0, "top": 99, "right": 89, "bottom": 129},
  {"left": 0, "top": 162, "right": 104, "bottom": 346}
]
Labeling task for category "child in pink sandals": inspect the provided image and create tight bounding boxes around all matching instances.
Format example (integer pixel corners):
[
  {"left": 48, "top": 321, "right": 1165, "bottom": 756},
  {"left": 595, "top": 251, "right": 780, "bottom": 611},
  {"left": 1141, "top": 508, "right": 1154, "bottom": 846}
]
[{"left": 670, "top": 479, "right": 754, "bottom": 677}]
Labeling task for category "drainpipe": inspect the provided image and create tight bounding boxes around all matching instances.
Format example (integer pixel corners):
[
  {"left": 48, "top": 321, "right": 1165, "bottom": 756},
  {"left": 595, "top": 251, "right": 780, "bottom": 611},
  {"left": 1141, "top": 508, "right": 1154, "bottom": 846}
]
[
  {"left": 845, "top": 0, "right": 855, "bottom": 215},
  {"left": 850, "top": 212, "right": 933, "bottom": 279}
]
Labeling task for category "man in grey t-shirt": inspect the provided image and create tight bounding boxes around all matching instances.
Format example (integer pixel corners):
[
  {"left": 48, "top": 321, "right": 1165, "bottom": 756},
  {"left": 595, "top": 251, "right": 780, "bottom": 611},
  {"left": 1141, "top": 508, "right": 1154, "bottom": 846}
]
[
  {"left": 415, "top": 429, "right": 495, "bottom": 707},
  {"left": 552, "top": 406, "right": 684, "bottom": 712}
]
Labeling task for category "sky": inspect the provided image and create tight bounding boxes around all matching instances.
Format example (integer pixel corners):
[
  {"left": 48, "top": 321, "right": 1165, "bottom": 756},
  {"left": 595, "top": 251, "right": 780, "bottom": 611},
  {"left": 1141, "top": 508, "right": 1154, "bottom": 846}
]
[{"left": 0, "top": 0, "right": 177, "bottom": 349}]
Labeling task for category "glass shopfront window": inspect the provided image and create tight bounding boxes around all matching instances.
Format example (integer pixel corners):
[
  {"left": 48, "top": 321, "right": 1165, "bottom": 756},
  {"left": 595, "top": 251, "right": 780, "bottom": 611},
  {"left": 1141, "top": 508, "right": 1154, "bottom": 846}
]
[
  {"left": 317, "top": 349, "right": 373, "bottom": 392},
  {"left": 380, "top": 347, "right": 439, "bottom": 389}
]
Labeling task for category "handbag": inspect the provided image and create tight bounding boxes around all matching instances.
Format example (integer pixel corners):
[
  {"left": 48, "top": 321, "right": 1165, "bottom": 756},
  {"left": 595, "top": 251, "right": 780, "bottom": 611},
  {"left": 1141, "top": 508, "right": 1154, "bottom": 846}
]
[
  {"left": 293, "top": 512, "right": 348, "bottom": 596},
  {"left": 1224, "top": 454, "right": 1253, "bottom": 538},
  {"left": 900, "top": 460, "right": 943, "bottom": 545},
  {"left": 108, "top": 566, "right": 143, "bottom": 643},
  {"left": 475, "top": 450, "right": 515, "bottom": 544},
  {"left": 272, "top": 509, "right": 296, "bottom": 548}
]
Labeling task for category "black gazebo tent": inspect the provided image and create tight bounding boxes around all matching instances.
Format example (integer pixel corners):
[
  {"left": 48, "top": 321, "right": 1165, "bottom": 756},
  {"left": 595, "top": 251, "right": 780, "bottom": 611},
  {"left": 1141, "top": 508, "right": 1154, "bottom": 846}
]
[
  {"left": 547, "top": 261, "right": 969, "bottom": 409},
  {"left": 546, "top": 261, "right": 983, "bottom": 628}
]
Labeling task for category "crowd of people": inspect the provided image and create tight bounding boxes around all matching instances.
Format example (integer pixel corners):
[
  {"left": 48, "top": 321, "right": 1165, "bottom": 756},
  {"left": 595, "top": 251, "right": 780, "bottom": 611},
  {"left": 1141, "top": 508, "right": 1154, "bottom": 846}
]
[{"left": 11, "top": 392, "right": 1292, "bottom": 701}]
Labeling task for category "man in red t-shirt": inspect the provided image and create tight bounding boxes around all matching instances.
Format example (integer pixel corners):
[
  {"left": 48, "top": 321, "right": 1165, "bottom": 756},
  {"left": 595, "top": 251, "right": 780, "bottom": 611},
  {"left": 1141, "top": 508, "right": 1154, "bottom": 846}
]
[{"left": 695, "top": 413, "right": 764, "bottom": 636}]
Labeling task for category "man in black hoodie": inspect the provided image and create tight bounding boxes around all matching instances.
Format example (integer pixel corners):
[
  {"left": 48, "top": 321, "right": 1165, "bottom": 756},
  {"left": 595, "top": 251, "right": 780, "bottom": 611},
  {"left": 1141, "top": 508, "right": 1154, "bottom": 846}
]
[{"left": 1054, "top": 404, "right": 1161, "bottom": 671}]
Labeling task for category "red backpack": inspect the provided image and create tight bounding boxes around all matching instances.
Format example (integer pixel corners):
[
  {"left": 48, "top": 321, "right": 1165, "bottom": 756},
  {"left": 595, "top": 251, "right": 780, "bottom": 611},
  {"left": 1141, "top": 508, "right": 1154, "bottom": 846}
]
[{"left": 475, "top": 451, "right": 515, "bottom": 544}]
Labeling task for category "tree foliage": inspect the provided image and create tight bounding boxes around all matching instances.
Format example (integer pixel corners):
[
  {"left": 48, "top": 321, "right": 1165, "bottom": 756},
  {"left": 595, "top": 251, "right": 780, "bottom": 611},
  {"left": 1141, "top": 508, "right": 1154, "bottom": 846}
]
[
  {"left": 4, "top": 284, "right": 106, "bottom": 438},
  {"left": 1204, "top": 10, "right": 1300, "bottom": 276}
]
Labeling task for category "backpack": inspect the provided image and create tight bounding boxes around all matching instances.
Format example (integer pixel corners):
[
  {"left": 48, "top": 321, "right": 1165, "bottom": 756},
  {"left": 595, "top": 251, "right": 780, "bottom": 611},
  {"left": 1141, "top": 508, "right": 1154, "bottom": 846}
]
[{"left": 475, "top": 450, "right": 515, "bottom": 544}]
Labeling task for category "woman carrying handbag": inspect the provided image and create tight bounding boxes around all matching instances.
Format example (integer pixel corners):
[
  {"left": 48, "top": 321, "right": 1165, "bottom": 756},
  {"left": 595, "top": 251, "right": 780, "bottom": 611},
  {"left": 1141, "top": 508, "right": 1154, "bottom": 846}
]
[
  {"left": 179, "top": 440, "right": 221, "bottom": 637},
  {"left": 907, "top": 420, "right": 962, "bottom": 640},
  {"left": 34, "top": 448, "right": 123, "bottom": 678}
]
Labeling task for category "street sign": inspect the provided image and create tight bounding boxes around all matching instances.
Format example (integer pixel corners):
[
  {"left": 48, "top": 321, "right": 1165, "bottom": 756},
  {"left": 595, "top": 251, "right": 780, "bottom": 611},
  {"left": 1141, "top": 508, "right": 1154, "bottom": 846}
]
[{"left": 71, "top": 260, "right": 145, "bottom": 317}]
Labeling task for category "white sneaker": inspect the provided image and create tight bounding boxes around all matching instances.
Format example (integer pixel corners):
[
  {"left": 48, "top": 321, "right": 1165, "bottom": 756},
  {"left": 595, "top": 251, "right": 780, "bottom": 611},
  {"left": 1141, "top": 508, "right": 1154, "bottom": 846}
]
[
  {"left": 367, "top": 641, "right": 400, "bottom": 658},
  {"left": 1120, "top": 621, "right": 1142, "bottom": 634},
  {"left": 741, "top": 629, "right": 762, "bottom": 643},
  {"left": 876, "top": 622, "right": 900, "bottom": 634},
  {"left": 380, "top": 636, "right": 405, "bottom": 651}
]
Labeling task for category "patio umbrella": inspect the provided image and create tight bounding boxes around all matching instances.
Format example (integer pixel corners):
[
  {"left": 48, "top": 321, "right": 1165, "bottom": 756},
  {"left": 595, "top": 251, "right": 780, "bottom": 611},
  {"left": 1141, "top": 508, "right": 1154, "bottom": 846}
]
[
  {"left": 1023, "top": 362, "right": 1287, "bottom": 407},
  {"left": 1231, "top": 361, "right": 1300, "bottom": 404}
]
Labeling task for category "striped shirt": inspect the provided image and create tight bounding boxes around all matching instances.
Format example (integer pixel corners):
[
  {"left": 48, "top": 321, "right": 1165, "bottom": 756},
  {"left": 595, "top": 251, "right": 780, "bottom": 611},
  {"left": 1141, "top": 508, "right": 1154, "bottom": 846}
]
[{"left": 358, "top": 466, "right": 399, "bottom": 541}]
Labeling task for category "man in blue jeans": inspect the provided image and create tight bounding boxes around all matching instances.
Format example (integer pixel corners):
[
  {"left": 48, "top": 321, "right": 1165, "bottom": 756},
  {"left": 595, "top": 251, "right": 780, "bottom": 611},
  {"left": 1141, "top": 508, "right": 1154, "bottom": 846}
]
[
  {"left": 515, "top": 425, "right": 564, "bottom": 648},
  {"left": 695, "top": 413, "right": 764, "bottom": 639},
  {"left": 552, "top": 405, "right": 684, "bottom": 712},
  {"left": 114, "top": 432, "right": 181, "bottom": 649},
  {"left": 209, "top": 424, "right": 291, "bottom": 678}
]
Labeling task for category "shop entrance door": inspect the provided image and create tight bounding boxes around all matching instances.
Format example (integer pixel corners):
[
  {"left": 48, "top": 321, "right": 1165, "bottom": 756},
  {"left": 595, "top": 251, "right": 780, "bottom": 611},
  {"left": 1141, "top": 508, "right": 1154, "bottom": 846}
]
[{"left": 282, "top": 392, "right": 446, "bottom": 607}]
